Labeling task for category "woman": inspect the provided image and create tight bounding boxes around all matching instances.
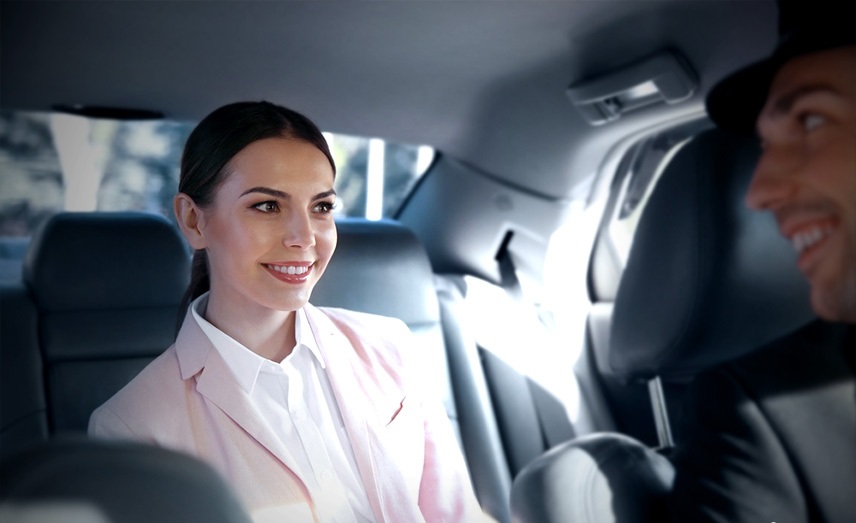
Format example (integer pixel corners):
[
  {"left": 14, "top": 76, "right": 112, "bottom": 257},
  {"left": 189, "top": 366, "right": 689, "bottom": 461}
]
[{"left": 89, "top": 101, "right": 485, "bottom": 522}]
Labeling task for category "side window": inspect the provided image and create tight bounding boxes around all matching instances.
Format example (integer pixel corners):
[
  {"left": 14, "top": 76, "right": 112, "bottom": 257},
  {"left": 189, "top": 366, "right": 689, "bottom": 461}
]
[{"left": 0, "top": 110, "right": 434, "bottom": 237}]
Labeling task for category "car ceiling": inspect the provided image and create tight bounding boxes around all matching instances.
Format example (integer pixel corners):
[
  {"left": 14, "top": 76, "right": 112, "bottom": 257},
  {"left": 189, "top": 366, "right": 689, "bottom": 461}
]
[{"left": 2, "top": 0, "right": 775, "bottom": 201}]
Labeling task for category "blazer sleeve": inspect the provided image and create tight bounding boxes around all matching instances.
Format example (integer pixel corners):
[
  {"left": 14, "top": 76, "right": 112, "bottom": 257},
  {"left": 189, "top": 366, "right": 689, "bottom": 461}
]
[
  {"left": 89, "top": 403, "right": 142, "bottom": 441},
  {"left": 668, "top": 366, "right": 808, "bottom": 523},
  {"left": 389, "top": 321, "right": 490, "bottom": 522}
]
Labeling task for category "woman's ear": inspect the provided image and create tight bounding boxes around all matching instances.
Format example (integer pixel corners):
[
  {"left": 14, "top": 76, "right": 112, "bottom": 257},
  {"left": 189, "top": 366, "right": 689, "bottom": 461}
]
[{"left": 174, "top": 193, "right": 207, "bottom": 250}]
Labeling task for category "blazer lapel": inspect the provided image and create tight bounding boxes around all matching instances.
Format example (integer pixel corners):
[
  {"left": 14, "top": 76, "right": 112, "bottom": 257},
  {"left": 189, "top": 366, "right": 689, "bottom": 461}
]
[
  {"left": 174, "top": 309, "right": 305, "bottom": 479},
  {"left": 305, "top": 305, "right": 424, "bottom": 523}
]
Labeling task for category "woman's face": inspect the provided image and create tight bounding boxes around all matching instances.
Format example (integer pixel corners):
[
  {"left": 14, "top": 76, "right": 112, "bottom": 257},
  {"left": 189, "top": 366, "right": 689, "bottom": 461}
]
[{"left": 192, "top": 137, "right": 337, "bottom": 314}]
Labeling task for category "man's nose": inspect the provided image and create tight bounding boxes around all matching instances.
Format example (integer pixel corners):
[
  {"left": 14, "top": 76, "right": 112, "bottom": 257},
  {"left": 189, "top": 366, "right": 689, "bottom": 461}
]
[{"left": 745, "top": 147, "right": 798, "bottom": 211}]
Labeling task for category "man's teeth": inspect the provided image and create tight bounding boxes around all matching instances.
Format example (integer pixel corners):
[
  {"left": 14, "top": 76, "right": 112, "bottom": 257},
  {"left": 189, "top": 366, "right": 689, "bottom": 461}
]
[
  {"left": 792, "top": 227, "right": 832, "bottom": 253},
  {"left": 268, "top": 265, "right": 309, "bottom": 275}
]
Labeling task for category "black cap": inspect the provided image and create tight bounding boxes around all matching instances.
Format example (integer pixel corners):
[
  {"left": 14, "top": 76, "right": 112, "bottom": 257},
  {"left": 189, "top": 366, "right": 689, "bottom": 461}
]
[{"left": 706, "top": 1, "right": 856, "bottom": 135}]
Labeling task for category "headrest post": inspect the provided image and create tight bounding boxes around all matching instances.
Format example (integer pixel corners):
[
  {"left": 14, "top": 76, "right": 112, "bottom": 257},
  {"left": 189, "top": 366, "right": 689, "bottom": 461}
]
[{"left": 647, "top": 376, "right": 674, "bottom": 450}]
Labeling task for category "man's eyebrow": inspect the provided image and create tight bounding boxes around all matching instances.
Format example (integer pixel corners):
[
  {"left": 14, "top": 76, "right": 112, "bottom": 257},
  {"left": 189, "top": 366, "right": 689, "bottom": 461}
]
[
  {"left": 240, "top": 186, "right": 337, "bottom": 200},
  {"left": 769, "top": 84, "right": 838, "bottom": 116}
]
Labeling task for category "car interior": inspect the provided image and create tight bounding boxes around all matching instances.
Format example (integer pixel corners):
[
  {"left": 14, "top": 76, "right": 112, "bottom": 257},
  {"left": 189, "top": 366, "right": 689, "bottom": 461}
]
[{"left": 0, "top": 1, "right": 834, "bottom": 521}]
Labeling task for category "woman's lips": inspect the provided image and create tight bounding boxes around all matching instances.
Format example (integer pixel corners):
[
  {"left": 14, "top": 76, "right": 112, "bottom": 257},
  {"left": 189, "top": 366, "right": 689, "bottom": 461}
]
[{"left": 263, "top": 263, "right": 313, "bottom": 283}]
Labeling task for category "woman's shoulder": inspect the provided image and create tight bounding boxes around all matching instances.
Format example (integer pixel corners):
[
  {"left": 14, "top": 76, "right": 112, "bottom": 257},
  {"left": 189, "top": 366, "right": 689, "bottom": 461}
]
[
  {"left": 90, "top": 345, "right": 185, "bottom": 429},
  {"left": 306, "top": 304, "right": 416, "bottom": 374},
  {"left": 312, "top": 304, "right": 409, "bottom": 333}
]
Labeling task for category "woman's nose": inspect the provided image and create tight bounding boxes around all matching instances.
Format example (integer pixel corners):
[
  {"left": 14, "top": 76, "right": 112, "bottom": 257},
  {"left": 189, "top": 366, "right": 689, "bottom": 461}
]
[{"left": 283, "top": 211, "right": 315, "bottom": 250}]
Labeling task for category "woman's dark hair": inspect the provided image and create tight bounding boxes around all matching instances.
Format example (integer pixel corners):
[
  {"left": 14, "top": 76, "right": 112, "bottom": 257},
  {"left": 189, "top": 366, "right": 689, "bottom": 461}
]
[{"left": 177, "top": 101, "right": 336, "bottom": 323}]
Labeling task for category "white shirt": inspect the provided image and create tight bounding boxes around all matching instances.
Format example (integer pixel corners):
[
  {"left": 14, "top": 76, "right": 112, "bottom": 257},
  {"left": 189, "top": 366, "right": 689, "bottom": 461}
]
[{"left": 192, "top": 294, "right": 375, "bottom": 523}]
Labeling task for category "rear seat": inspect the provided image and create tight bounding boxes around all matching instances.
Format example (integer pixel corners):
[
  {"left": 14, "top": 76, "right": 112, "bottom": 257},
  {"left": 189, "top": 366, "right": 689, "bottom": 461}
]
[
  {"left": 1, "top": 212, "right": 514, "bottom": 522},
  {"left": 313, "top": 220, "right": 511, "bottom": 523},
  {"left": 312, "top": 219, "right": 459, "bottom": 443},
  {"left": 22, "top": 212, "right": 190, "bottom": 434},
  {"left": 0, "top": 282, "right": 47, "bottom": 460}
]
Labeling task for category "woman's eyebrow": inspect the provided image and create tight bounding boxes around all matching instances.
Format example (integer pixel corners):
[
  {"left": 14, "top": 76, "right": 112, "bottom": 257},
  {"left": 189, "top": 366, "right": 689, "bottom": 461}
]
[
  {"left": 240, "top": 187, "right": 337, "bottom": 200},
  {"left": 314, "top": 189, "right": 337, "bottom": 200},
  {"left": 240, "top": 186, "right": 288, "bottom": 199}
]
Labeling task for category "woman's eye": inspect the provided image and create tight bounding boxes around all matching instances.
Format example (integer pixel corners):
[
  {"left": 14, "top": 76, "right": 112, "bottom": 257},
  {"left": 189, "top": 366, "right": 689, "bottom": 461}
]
[
  {"left": 800, "top": 113, "right": 827, "bottom": 132},
  {"left": 313, "top": 201, "right": 335, "bottom": 214},
  {"left": 253, "top": 201, "right": 279, "bottom": 213}
]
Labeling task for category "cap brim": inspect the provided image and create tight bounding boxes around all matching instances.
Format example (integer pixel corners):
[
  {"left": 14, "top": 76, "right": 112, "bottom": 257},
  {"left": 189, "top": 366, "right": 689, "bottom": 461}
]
[{"left": 705, "top": 58, "right": 777, "bottom": 136}]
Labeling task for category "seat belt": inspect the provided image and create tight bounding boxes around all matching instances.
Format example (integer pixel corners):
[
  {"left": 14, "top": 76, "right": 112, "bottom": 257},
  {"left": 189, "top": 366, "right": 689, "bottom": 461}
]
[{"left": 495, "top": 231, "right": 575, "bottom": 449}]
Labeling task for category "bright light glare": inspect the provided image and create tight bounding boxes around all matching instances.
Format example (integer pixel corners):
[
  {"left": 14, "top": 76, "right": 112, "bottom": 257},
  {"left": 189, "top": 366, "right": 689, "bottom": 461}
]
[
  {"left": 415, "top": 145, "right": 434, "bottom": 175},
  {"left": 624, "top": 80, "right": 659, "bottom": 100},
  {"left": 50, "top": 113, "right": 100, "bottom": 211},
  {"left": 366, "top": 138, "right": 385, "bottom": 221},
  {"left": 462, "top": 275, "right": 583, "bottom": 425}
]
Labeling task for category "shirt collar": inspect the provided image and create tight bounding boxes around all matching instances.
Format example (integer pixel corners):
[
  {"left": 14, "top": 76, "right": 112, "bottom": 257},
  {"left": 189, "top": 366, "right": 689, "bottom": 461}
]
[{"left": 190, "top": 293, "right": 326, "bottom": 395}]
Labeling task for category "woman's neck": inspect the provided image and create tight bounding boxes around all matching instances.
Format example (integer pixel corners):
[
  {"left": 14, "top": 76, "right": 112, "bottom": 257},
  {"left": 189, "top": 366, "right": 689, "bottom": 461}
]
[{"left": 203, "top": 289, "right": 297, "bottom": 362}]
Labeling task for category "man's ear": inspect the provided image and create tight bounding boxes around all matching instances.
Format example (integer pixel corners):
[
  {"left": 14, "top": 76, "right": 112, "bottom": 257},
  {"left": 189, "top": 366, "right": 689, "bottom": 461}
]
[{"left": 174, "top": 193, "right": 207, "bottom": 250}]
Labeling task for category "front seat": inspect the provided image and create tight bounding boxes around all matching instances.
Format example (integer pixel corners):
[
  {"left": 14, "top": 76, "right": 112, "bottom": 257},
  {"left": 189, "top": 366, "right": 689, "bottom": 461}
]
[
  {"left": 510, "top": 127, "right": 814, "bottom": 522},
  {"left": 0, "top": 437, "right": 251, "bottom": 523}
]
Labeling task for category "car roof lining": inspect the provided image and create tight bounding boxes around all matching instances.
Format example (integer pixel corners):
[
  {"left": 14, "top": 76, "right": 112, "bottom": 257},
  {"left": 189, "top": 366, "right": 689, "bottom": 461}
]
[{"left": 1, "top": 0, "right": 776, "bottom": 200}]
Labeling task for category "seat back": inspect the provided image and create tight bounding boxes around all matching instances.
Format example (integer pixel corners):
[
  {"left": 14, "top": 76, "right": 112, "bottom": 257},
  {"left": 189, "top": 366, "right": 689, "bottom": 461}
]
[
  {"left": 609, "top": 130, "right": 813, "bottom": 384},
  {"left": 312, "top": 219, "right": 514, "bottom": 522},
  {"left": 435, "top": 275, "right": 512, "bottom": 523},
  {"left": 310, "top": 218, "right": 458, "bottom": 440},
  {"left": 23, "top": 212, "right": 190, "bottom": 434},
  {"left": 0, "top": 282, "right": 48, "bottom": 459},
  {"left": 511, "top": 127, "right": 814, "bottom": 522}
]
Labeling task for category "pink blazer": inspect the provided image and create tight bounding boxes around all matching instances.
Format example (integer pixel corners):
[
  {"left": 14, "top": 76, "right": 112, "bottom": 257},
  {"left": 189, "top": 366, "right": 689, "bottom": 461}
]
[{"left": 89, "top": 304, "right": 487, "bottom": 522}]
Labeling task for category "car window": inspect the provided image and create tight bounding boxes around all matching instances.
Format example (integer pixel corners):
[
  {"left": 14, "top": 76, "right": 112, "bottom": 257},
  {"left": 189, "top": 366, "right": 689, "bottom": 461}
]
[{"left": 0, "top": 109, "right": 434, "bottom": 236}]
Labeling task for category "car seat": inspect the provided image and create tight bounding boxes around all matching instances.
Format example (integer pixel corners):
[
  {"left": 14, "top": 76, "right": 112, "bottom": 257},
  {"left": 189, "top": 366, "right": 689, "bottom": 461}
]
[
  {"left": 0, "top": 437, "right": 251, "bottom": 523},
  {"left": 22, "top": 212, "right": 190, "bottom": 434},
  {"left": 510, "top": 127, "right": 814, "bottom": 522}
]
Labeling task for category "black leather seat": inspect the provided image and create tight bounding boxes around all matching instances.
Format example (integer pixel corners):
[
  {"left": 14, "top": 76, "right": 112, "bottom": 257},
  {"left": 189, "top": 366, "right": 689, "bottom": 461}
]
[
  {"left": 311, "top": 218, "right": 459, "bottom": 442},
  {"left": 0, "top": 437, "right": 251, "bottom": 523},
  {"left": 510, "top": 127, "right": 815, "bottom": 522},
  {"left": 312, "top": 218, "right": 510, "bottom": 522},
  {"left": 22, "top": 212, "right": 190, "bottom": 434},
  {"left": 0, "top": 282, "right": 47, "bottom": 460}
]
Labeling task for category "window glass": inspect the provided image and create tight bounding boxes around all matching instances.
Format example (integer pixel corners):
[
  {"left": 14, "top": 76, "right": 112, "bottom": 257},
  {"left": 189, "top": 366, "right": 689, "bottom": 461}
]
[{"left": 0, "top": 110, "right": 433, "bottom": 237}]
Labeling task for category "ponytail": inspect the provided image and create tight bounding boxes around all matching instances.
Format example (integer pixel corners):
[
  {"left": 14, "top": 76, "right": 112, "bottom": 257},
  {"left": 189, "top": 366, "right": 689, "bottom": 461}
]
[{"left": 177, "top": 249, "right": 210, "bottom": 335}]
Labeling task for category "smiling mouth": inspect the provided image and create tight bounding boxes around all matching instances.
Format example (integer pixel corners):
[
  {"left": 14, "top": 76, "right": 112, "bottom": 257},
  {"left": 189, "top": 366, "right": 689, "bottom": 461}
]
[
  {"left": 790, "top": 225, "right": 835, "bottom": 254},
  {"left": 265, "top": 264, "right": 310, "bottom": 275},
  {"left": 263, "top": 263, "right": 313, "bottom": 282}
]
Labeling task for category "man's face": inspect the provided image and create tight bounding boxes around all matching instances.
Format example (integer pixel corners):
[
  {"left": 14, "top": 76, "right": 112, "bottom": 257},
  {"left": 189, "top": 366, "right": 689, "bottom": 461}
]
[{"left": 747, "top": 45, "right": 856, "bottom": 323}]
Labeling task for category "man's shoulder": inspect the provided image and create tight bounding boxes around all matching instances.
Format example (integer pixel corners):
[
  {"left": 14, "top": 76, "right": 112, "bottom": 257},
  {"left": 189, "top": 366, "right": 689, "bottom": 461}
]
[{"left": 718, "top": 320, "right": 854, "bottom": 394}]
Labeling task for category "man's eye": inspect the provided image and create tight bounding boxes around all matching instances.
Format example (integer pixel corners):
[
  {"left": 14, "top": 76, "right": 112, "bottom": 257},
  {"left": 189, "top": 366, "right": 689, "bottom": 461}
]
[
  {"left": 253, "top": 201, "right": 279, "bottom": 213},
  {"left": 800, "top": 113, "right": 827, "bottom": 132}
]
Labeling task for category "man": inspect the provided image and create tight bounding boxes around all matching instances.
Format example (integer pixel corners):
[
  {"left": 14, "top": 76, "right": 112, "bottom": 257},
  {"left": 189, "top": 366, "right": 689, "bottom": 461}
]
[{"left": 669, "top": 1, "right": 855, "bottom": 522}]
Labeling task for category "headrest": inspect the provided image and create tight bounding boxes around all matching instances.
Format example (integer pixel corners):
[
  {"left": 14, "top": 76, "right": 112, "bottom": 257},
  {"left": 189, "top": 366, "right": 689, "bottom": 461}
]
[
  {"left": 610, "top": 128, "right": 814, "bottom": 381},
  {"left": 311, "top": 218, "right": 439, "bottom": 326},
  {"left": 511, "top": 433, "right": 674, "bottom": 523},
  {"left": 23, "top": 212, "right": 190, "bottom": 312},
  {"left": 0, "top": 437, "right": 251, "bottom": 523}
]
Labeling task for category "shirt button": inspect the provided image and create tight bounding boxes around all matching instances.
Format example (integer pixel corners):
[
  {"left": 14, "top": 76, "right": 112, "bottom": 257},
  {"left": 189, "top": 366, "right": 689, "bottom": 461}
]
[
  {"left": 292, "top": 409, "right": 305, "bottom": 422},
  {"left": 319, "top": 470, "right": 333, "bottom": 483}
]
